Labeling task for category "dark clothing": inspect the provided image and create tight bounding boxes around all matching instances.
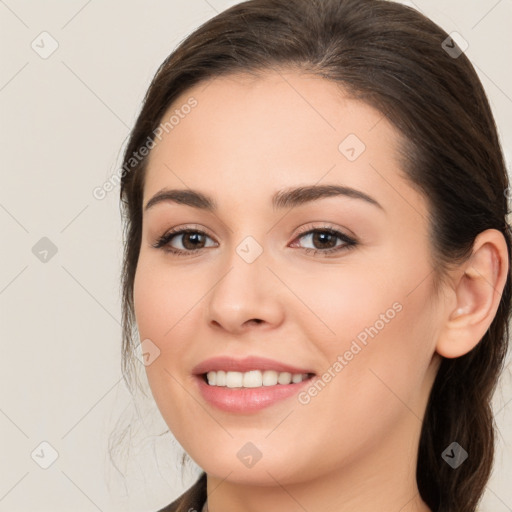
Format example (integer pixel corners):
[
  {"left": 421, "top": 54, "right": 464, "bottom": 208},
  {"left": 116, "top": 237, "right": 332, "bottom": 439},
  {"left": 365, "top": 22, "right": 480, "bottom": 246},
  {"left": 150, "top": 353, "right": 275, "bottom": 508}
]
[{"left": 157, "top": 472, "right": 207, "bottom": 512}]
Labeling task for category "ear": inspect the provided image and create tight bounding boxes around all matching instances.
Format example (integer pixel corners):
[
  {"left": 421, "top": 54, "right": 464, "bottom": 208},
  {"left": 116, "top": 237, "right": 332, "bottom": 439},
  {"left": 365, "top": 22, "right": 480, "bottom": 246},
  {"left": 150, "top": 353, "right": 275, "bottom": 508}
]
[{"left": 436, "top": 229, "right": 509, "bottom": 359}]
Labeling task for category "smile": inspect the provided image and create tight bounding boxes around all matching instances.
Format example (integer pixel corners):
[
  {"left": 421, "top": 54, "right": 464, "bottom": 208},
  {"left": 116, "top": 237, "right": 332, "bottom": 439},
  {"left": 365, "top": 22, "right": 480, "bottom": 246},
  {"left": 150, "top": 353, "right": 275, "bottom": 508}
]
[{"left": 205, "top": 370, "right": 313, "bottom": 388}]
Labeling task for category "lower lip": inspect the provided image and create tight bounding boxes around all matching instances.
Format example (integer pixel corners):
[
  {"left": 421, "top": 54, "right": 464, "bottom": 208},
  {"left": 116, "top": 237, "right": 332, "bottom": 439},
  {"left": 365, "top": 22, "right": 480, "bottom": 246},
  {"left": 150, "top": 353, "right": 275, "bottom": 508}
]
[{"left": 195, "top": 374, "right": 313, "bottom": 413}]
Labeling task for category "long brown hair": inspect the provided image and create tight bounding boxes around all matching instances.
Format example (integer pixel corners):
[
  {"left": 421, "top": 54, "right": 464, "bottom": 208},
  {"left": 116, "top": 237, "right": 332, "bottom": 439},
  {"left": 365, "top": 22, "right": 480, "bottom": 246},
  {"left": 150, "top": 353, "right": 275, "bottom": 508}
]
[{"left": 118, "top": 1, "right": 511, "bottom": 510}]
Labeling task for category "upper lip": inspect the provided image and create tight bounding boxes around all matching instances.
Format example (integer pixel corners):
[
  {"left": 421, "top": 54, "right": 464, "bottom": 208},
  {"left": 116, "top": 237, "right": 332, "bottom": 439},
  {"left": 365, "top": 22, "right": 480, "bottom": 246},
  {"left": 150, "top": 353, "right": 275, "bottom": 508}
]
[{"left": 192, "top": 356, "right": 315, "bottom": 375}]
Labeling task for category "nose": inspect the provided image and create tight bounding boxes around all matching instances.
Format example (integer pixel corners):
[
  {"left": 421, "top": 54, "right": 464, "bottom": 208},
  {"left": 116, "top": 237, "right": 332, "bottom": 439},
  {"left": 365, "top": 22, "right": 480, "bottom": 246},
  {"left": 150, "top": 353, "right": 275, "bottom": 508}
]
[{"left": 205, "top": 247, "right": 286, "bottom": 335}]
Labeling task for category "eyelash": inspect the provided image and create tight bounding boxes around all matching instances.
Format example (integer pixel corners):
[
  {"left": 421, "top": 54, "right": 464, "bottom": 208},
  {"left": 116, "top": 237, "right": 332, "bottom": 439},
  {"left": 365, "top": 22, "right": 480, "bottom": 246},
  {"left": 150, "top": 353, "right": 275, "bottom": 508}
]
[{"left": 152, "top": 224, "right": 358, "bottom": 257}]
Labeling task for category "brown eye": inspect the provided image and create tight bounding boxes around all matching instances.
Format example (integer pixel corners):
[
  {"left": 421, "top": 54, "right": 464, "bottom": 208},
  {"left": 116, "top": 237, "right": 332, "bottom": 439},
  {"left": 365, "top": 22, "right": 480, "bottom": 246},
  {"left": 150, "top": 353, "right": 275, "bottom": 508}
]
[
  {"left": 293, "top": 227, "right": 357, "bottom": 255},
  {"left": 179, "top": 231, "right": 208, "bottom": 250},
  {"left": 309, "top": 231, "right": 338, "bottom": 250},
  {"left": 153, "top": 228, "right": 217, "bottom": 254}
]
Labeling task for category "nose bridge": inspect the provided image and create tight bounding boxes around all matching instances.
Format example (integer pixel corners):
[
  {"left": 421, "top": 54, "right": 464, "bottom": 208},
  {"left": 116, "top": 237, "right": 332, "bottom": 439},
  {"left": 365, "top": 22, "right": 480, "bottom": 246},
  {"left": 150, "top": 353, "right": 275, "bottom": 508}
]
[{"left": 205, "top": 234, "right": 284, "bottom": 331}]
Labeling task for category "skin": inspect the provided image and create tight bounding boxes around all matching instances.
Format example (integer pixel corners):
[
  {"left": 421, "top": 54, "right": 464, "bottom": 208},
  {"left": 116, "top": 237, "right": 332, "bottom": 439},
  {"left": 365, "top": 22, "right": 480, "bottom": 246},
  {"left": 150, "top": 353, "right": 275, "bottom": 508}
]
[{"left": 133, "top": 70, "right": 508, "bottom": 512}]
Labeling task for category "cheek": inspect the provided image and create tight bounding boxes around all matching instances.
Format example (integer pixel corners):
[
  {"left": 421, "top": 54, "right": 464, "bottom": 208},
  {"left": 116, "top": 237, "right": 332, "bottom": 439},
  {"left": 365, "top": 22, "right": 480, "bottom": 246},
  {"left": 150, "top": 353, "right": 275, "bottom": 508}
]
[
  {"left": 296, "top": 287, "right": 436, "bottom": 465},
  {"left": 133, "top": 257, "right": 205, "bottom": 348},
  {"left": 294, "top": 262, "right": 407, "bottom": 347},
  {"left": 303, "top": 254, "right": 438, "bottom": 401},
  {"left": 337, "top": 277, "right": 438, "bottom": 421},
  {"left": 133, "top": 261, "right": 203, "bottom": 433},
  {"left": 132, "top": 257, "right": 205, "bottom": 408}
]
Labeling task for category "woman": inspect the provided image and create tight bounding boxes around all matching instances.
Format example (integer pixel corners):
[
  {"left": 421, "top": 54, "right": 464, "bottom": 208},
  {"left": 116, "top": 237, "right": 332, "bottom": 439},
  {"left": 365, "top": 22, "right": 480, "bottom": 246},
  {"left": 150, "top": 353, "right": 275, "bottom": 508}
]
[{"left": 118, "top": 0, "right": 511, "bottom": 511}]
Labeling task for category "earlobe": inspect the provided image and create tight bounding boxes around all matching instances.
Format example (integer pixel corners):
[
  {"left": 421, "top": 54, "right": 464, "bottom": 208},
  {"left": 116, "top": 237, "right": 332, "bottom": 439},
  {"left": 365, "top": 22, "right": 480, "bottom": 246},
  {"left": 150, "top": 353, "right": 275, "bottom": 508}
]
[{"left": 436, "top": 229, "right": 509, "bottom": 359}]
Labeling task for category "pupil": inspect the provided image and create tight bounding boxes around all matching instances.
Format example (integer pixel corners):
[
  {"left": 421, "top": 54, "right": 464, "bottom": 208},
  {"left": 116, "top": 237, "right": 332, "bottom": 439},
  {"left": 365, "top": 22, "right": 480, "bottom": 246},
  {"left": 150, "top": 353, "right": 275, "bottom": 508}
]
[
  {"left": 313, "top": 232, "right": 334, "bottom": 249},
  {"left": 184, "top": 232, "right": 204, "bottom": 250}
]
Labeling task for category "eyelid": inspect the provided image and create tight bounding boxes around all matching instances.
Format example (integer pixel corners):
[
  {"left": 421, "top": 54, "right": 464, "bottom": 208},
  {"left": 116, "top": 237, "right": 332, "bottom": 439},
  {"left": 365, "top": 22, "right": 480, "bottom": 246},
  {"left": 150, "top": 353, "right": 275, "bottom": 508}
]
[
  {"left": 292, "top": 222, "right": 356, "bottom": 243},
  {"left": 152, "top": 224, "right": 218, "bottom": 249},
  {"left": 160, "top": 223, "right": 216, "bottom": 241},
  {"left": 293, "top": 222, "right": 353, "bottom": 238}
]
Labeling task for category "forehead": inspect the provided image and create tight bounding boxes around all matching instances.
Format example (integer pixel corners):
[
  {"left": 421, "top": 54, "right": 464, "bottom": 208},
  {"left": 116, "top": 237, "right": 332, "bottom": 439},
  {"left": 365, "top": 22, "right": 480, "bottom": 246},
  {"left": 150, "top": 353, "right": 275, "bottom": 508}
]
[{"left": 142, "top": 70, "right": 416, "bottom": 215}]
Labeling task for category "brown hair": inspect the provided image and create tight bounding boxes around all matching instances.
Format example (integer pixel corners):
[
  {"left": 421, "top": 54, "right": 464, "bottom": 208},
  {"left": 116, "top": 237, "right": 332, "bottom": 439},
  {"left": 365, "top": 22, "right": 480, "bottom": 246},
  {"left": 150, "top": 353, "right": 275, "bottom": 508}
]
[{"left": 118, "top": 1, "right": 511, "bottom": 510}]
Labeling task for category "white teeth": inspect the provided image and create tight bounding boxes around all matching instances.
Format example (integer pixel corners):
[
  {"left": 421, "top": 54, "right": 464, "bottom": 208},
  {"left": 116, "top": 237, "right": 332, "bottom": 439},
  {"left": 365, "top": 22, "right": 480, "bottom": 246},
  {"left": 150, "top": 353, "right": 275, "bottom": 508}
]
[
  {"left": 206, "top": 370, "right": 309, "bottom": 388},
  {"left": 243, "top": 370, "right": 263, "bottom": 388},
  {"left": 216, "top": 370, "right": 226, "bottom": 386},
  {"left": 226, "top": 371, "right": 243, "bottom": 388},
  {"left": 207, "top": 371, "right": 216, "bottom": 386},
  {"left": 278, "top": 372, "right": 292, "bottom": 385},
  {"left": 262, "top": 370, "right": 278, "bottom": 386}
]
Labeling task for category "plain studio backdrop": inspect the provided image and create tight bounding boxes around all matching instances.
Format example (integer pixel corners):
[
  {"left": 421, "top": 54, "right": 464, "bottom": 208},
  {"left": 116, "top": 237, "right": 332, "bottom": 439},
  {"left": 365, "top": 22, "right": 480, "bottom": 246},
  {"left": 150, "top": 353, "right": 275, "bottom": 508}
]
[{"left": 0, "top": 1, "right": 511, "bottom": 511}]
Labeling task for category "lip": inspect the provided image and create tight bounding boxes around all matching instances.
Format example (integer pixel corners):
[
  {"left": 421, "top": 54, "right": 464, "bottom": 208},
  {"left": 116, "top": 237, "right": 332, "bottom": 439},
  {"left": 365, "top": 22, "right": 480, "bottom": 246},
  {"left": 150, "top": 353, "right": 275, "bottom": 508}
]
[
  {"left": 194, "top": 374, "right": 314, "bottom": 413},
  {"left": 191, "top": 355, "right": 314, "bottom": 375},
  {"left": 192, "top": 356, "right": 316, "bottom": 413}
]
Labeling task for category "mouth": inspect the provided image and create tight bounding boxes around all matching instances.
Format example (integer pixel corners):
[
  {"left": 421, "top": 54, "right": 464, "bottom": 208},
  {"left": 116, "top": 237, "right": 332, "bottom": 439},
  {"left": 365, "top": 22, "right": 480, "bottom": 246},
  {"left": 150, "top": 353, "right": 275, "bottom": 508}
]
[
  {"left": 201, "top": 370, "right": 316, "bottom": 388},
  {"left": 192, "top": 356, "right": 316, "bottom": 412}
]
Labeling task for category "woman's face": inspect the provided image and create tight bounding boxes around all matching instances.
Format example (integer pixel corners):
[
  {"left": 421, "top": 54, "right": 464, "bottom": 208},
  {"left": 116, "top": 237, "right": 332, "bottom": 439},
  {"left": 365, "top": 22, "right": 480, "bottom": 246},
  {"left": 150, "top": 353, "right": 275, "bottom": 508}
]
[{"left": 133, "top": 70, "right": 444, "bottom": 485}]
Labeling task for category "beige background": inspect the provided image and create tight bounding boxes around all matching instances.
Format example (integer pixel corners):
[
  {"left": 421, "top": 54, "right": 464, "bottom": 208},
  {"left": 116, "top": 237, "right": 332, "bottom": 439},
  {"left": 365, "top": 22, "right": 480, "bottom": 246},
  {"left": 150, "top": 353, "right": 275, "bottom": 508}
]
[{"left": 0, "top": 0, "right": 511, "bottom": 510}]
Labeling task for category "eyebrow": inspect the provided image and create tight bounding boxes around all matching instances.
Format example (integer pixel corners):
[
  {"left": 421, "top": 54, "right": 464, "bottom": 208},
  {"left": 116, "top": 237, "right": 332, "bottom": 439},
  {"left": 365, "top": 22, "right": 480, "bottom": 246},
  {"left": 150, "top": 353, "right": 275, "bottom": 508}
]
[{"left": 144, "top": 184, "right": 383, "bottom": 212}]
